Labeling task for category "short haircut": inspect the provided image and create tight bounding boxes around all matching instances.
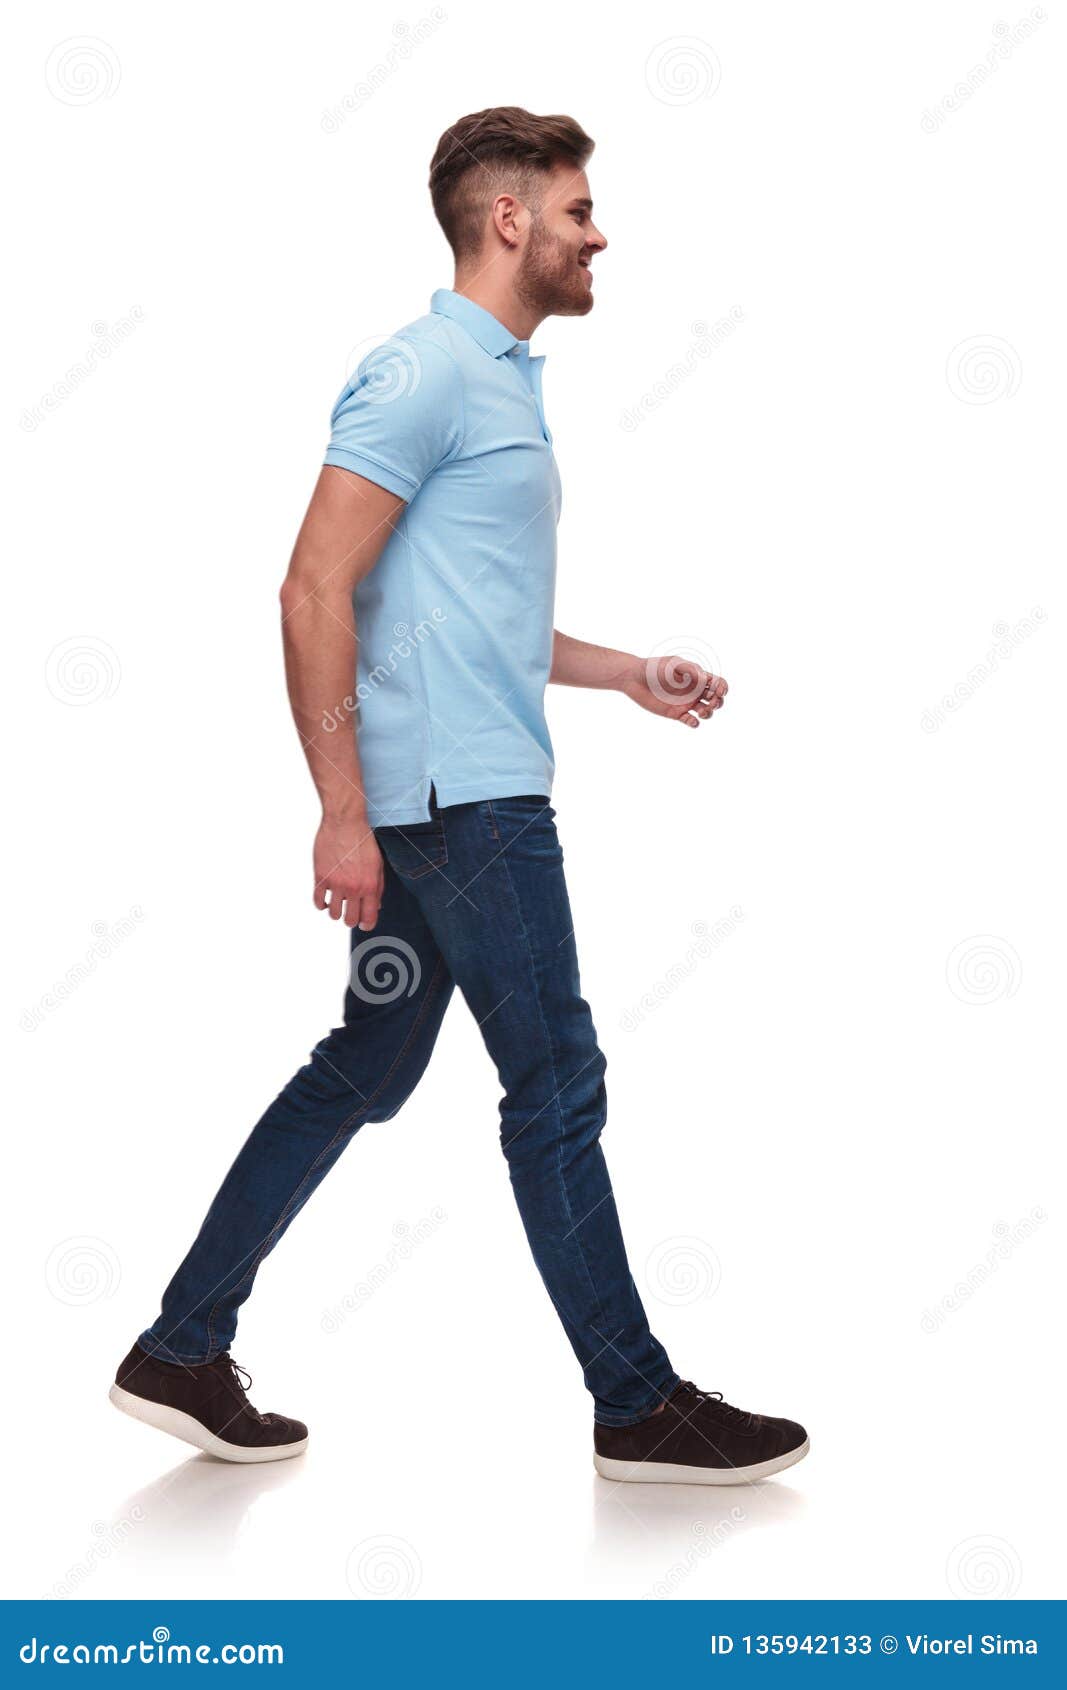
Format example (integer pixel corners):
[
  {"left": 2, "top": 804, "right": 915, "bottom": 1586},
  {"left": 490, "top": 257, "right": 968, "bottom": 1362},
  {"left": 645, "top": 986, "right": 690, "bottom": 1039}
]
[{"left": 429, "top": 106, "right": 594, "bottom": 261}]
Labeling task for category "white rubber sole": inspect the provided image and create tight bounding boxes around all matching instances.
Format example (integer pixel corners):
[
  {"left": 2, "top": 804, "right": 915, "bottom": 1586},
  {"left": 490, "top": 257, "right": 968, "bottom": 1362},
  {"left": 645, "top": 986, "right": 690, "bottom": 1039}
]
[
  {"left": 109, "top": 1383, "right": 308, "bottom": 1464},
  {"left": 594, "top": 1436, "right": 809, "bottom": 1485}
]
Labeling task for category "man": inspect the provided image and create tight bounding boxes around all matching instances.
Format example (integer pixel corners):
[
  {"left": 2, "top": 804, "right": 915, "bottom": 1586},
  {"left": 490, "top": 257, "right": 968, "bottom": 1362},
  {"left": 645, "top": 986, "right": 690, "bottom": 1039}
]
[{"left": 112, "top": 107, "right": 809, "bottom": 1485}]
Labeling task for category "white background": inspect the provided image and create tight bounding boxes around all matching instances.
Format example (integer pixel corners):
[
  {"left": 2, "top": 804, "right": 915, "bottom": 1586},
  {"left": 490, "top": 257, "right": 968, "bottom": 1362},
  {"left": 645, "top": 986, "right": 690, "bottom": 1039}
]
[{"left": 4, "top": 0, "right": 1063, "bottom": 1603}]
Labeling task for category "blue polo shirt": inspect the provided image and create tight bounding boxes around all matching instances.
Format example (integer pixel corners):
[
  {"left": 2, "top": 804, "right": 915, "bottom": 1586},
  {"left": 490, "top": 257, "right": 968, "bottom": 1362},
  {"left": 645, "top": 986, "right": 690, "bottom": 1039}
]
[{"left": 322, "top": 288, "right": 562, "bottom": 826}]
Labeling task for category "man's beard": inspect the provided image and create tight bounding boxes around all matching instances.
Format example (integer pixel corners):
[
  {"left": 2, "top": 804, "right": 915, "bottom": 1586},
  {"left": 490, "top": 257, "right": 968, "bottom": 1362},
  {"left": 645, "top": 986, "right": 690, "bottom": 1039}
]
[{"left": 514, "top": 216, "right": 592, "bottom": 318}]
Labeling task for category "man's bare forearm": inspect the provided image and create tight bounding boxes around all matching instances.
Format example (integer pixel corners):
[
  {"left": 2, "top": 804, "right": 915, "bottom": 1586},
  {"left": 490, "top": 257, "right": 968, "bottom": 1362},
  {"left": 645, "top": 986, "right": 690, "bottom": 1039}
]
[
  {"left": 280, "top": 586, "right": 369, "bottom": 824},
  {"left": 550, "top": 630, "right": 642, "bottom": 692}
]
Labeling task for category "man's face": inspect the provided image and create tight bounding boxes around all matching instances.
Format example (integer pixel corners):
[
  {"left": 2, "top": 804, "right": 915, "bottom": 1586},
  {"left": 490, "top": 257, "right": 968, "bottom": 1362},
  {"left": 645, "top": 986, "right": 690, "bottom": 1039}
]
[{"left": 515, "top": 164, "right": 607, "bottom": 318}]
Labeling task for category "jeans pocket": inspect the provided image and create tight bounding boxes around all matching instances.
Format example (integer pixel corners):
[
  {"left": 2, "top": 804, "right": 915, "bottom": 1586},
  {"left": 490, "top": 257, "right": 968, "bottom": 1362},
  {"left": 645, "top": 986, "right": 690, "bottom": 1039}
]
[
  {"left": 483, "top": 795, "right": 560, "bottom": 858},
  {"left": 376, "top": 818, "right": 449, "bottom": 880}
]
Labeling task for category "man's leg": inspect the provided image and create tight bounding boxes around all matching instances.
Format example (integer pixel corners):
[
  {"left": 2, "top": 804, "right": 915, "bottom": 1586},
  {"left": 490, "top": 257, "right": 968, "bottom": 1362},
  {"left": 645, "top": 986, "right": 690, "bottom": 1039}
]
[
  {"left": 375, "top": 792, "right": 679, "bottom": 1426},
  {"left": 137, "top": 857, "right": 454, "bottom": 1365}
]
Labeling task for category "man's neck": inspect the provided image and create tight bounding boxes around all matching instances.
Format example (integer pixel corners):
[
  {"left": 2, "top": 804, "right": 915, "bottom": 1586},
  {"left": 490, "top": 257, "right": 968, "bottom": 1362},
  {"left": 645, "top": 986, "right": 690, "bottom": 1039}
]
[{"left": 451, "top": 273, "right": 543, "bottom": 343}]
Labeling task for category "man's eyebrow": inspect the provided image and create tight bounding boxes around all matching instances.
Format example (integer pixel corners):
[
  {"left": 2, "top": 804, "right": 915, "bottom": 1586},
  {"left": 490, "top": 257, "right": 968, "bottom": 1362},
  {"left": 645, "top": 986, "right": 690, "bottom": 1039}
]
[{"left": 568, "top": 196, "right": 594, "bottom": 211}]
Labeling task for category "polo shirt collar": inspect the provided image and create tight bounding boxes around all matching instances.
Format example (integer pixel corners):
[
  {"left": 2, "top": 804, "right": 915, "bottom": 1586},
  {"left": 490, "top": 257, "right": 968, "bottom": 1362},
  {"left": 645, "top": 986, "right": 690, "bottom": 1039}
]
[{"left": 431, "top": 287, "right": 524, "bottom": 358}]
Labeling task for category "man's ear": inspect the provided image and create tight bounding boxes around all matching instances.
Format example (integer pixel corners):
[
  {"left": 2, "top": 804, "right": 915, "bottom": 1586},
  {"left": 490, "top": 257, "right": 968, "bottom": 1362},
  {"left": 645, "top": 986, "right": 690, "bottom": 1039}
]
[{"left": 491, "top": 193, "right": 522, "bottom": 247}]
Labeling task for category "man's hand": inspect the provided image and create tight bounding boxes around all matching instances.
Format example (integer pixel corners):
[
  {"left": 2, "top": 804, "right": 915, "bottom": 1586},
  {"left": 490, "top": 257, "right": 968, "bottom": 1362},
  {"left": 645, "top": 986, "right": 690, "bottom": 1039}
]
[
  {"left": 313, "top": 813, "right": 385, "bottom": 929},
  {"left": 622, "top": 654, "right": 729, "bottom": 728}
]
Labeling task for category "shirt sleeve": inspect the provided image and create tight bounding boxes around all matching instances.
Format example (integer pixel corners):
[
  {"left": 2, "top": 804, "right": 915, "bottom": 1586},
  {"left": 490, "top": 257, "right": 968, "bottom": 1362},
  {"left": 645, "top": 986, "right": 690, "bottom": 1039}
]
[{"left": 323, "top": 334, "right": 464, "bottom": 500}]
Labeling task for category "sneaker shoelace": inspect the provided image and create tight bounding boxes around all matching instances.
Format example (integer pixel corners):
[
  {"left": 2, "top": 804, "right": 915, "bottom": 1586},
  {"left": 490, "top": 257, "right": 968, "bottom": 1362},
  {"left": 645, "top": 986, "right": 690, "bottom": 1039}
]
[
  {"left": 212, "top": 1355, "right": 263, "bottom": 1419},
  {"left": 674, "top": 1381, "right": 758, "bottom": 1431}
]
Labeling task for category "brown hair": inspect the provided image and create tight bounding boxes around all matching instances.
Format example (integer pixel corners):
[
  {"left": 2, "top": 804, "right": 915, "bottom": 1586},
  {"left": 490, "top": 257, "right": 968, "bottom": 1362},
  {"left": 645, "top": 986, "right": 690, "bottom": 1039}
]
[{"left": 429, "top": 106, "right": 594, "bottom": 261}]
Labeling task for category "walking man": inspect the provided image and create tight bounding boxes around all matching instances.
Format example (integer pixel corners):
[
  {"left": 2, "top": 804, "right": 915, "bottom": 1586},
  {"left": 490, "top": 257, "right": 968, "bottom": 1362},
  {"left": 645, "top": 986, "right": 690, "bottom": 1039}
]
[{"left": 112, "top": 108, "right": 809, "bottom": 1484}]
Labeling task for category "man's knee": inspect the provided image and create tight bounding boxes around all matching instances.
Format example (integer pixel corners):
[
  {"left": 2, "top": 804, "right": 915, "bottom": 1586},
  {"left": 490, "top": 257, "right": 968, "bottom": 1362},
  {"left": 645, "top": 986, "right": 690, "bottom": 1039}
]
[
  {"left": 362, "top": 1083, "right": 415, "bottom": 1126},
  {"left": 287, "top": 1026, "right": 423, "bottom": 1127},
  {"left": 498, "top": 1045, "right": 608, "bottom": 1163}
]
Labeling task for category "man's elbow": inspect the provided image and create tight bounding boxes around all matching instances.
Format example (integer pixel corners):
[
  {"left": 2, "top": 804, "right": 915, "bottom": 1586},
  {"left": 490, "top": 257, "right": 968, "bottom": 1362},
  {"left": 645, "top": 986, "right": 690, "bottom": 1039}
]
[
  {"left": 280, "top": 555, "right": 357, "bottom": 627},
  {"left": 279, "top": 548, "right": 325, "bottom": 619},
  {"left": 279, "top": 569, "right": 305, "bottom": 619}
]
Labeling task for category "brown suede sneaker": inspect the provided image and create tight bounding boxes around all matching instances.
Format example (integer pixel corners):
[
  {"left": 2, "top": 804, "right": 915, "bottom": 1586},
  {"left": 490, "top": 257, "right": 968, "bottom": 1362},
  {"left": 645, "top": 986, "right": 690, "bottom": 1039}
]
[
  {"left": 594, "top": 1380, "right": 809, "bottom": 1484},
  {"left": 110, "top": 1342, "right": 308, "bottom": 1463}
]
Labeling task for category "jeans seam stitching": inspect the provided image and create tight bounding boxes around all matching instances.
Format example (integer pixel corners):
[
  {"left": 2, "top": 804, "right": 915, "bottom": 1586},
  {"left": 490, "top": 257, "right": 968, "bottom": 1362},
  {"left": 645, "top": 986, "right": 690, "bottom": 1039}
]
[
  {"left": 336, "top": 952, "right": 451, "bottom": 1131},
  {"left": 493, "top": 833, "right": 614, "bottom": 1384},
  {"left": 205, "top": 1125, "right": 352, "bottom": 1355}
]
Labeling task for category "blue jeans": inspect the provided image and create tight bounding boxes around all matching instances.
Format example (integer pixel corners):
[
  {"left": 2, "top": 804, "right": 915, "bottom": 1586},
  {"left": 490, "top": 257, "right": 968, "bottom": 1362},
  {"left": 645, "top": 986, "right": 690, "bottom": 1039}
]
[{"left": 139, "top": 792, "right": 678, "bottom": 1426}]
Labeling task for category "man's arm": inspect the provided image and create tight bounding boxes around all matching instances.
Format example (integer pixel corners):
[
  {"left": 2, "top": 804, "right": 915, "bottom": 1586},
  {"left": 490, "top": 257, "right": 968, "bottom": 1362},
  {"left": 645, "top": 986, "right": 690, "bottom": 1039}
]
[
  {"left": 550, "top": 630, "right": 727, "bottom": 728},
  {"left": 279, "top": 466, "right": 406, "bottom": 929}
]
